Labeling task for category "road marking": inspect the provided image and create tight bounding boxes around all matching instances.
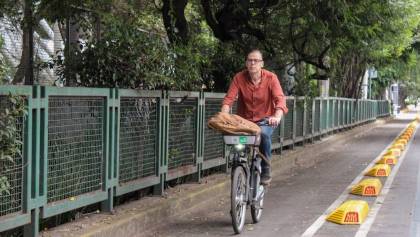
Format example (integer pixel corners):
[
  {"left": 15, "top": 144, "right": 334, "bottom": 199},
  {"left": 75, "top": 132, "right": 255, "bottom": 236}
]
[
  {"left": 301, "top": 124, "right": 417, "bottom": 237},
  {"left": 355, "top": 126, "right": 417, "bottom": 237},
  {"left": 410, "top": 146, "right": 420, "bottom": 237}
]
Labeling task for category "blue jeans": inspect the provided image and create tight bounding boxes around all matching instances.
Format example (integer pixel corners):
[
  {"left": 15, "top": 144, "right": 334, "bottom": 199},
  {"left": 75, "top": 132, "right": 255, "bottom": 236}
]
[{"left": 256, "top": 120, "right": 275, "bottom": 174}]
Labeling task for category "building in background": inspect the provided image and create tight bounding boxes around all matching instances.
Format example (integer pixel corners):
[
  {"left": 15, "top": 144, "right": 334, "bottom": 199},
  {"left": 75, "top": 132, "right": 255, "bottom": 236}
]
[
  {"left": 0, "top": 18, "right": 63, "bottom": 85},
  {"left": 390, "top": 83, "right": 399, "bottom": 115}
]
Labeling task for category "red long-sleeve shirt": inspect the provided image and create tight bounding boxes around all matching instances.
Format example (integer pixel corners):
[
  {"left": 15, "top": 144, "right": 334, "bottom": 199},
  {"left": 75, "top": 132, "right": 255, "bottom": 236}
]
[{"left": 222, "top": 69, "right": 288, "bottom": 122}]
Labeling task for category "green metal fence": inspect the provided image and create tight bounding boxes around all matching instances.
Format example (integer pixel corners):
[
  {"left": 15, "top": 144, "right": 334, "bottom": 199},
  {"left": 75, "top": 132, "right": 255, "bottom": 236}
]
[
  {"left": 114, "top": 89, "right": 163, "bottom": 198},
  {"left": 203, "top": 93, "right": 225, "bottom": 170},
  {"left": 0, "top": 96, "right": 24, "bottom": 217},
  {"left": 0, "top": 86, "right": 391, "bottom": 237}
]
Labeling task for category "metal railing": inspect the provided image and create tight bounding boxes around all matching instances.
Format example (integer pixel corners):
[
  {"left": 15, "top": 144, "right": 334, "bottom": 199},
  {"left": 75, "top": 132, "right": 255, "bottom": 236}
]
[{"left": 0, "top": 86, "right": 390, "bottom": 236}]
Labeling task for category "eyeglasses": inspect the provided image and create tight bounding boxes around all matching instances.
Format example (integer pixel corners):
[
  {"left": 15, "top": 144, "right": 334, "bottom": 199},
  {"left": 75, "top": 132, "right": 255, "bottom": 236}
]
[{"left": 246, "top": 59, "right": 263, "bottom": 64}]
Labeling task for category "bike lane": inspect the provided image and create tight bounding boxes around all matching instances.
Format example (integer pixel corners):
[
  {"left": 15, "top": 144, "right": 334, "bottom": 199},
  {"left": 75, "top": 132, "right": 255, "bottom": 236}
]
[
  {"left": 365, "top": 116, "right": 420, "bottom": 237},
  {"left": 305, "top": 113, "right": 419, "bottom": 237},
  {"left": 140, "top": 116, "right": 416, "bottom": 237}
]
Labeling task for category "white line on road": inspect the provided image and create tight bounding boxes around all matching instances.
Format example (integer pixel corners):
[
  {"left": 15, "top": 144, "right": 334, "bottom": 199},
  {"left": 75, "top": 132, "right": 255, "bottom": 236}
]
[
  {"left": 410, "top": 138, "right": 420, "bottom": 237},
  {"left": 301, "top": 123, "right": 417, "bottom": 237},
  {"left": 356, "top": 126, "right": 417, "bottom": 237}
]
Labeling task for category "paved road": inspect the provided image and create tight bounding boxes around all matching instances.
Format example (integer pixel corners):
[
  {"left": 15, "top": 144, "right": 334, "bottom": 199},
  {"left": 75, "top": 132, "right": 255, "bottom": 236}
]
[{"left": 143, "top": 112, "right": 419, "bottom": 237}]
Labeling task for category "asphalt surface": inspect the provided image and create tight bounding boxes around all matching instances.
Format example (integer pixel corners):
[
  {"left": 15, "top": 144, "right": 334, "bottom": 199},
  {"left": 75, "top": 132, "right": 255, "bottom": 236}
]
[{"left": 142, "top": 112, "right": 420, "bottom": 237}]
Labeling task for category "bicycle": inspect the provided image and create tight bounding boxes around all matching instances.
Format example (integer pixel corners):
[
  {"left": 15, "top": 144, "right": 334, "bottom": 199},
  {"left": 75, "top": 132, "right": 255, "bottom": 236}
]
[{"left": 224, "top": 133, "right": 266, "bottom": 234}]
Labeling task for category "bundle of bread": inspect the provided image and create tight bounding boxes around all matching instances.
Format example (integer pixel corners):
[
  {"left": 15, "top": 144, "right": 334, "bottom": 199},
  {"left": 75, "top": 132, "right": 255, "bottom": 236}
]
[{"left": 207, "top": 112, "right": 261, "bottom": 135}]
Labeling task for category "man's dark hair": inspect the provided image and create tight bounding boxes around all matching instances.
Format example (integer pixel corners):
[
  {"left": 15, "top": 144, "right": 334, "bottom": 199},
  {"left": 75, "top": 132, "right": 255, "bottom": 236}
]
[{"left": 246, "top": 49, "right": 263, "bottom": 59}]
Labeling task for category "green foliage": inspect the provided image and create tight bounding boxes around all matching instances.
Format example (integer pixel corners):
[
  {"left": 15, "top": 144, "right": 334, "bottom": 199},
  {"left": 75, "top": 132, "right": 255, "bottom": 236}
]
[
  {"left": 53, "top": 17, "right": 176, "bottom": 89},
  {"left": 43, "top": 2, "right": 217, "bottom": 90},
  {"left": 0, "top": 36, "right": 13, "bottom": 84},
  {"left": 0, "top": 0, "right": 22, "bottom": 20},
  {"left": 293, "top": 64, "right": 319, "bottom": 97},
  {"left": 379, "top": 48, "right": 420, "bottom": 101},
  {"left": 3, "top": 0, "right": 420, "bottom": 96},
  {"left": 203, "top": 42, "right": 244, "bottom": 91},
  {"left": 259, "top": 0, "right": 420, "bottom": 97},
  {"left": 0, "top": 94, "right": 26, "bottom": 195}
]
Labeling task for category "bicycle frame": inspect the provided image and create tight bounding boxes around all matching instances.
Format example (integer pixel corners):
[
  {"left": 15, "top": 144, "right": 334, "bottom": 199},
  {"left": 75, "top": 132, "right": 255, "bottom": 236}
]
[
  {"left": 227, "top": 139, "right": 262, "bottom": 204},
  {"left": 225, "top": 134, "right": 265, "bottom": 234}
]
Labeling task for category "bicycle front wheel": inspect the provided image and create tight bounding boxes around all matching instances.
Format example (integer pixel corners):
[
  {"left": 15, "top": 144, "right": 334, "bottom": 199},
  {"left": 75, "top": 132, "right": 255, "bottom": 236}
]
[
  {"left": 251, "top": 170, "right": 264, "bottom": 223},
  {"left": 231, "top": 166, "right": 247, "bottom": 234}
]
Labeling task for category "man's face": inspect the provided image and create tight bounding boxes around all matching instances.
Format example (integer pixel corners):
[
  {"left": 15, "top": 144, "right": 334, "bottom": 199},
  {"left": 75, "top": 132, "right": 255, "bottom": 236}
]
[{"left": 246, "top": 51, "right": 264, "bottom": 74}]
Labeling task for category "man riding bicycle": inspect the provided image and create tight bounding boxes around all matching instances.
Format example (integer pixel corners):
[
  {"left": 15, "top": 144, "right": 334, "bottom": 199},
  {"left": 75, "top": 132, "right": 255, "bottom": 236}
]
[{"left": 221, "top": 49, "right": 288, "bottom": 185}]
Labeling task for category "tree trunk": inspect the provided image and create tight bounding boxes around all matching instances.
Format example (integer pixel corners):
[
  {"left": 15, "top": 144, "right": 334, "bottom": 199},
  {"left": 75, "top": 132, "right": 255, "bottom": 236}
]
[
  {"left": 162, "top": 0, "right": 189, "bottom": 44},
  {"left": 13, "top": 0, "right": 34, "bottom": 85},
  {"left": 330, "top": 53, "right": 367, "bottom": 98},
  {"left": 63, "top": 17, "right": 80, "bottom": 86}
]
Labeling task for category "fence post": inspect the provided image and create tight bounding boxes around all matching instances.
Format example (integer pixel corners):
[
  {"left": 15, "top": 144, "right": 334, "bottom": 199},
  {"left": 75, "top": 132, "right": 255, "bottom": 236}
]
[
  {"left": 279, "top": 113, "right": 285, "bottom": 152},
  {"left": 320, "top": 98, "right": 324, "bottom": 135},
  {"left": 302, "top": 99, "right": 307, "bottom": 145},
  {"left": 291, "top": 98, "right": 296, "bottom": 149},
  {"left": 311, "top": 99, "right": 315, "bottom": 142},
  {"left": 194, "top": 91, "right": 204, "bottom": 182},
  {"left": 23, "top": 208, "right": 39, "bottom": 237},
  {"left": 23, "top": 85, "right": 43, "bottom": 237},
  {"left": 101, "top": 88, "right": 119, "bottom": 212},
  {"left": 153, "top": 90, "right": 168, "bottom": 195}
]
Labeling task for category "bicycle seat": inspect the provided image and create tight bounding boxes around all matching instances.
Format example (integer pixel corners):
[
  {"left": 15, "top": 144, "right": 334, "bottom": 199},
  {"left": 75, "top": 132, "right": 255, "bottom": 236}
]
[{"left": 223, "top": 134, "right": 261, "bottom": 146}]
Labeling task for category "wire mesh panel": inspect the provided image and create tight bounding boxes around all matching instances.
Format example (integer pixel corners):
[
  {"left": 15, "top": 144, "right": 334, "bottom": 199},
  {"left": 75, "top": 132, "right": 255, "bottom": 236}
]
[
  {"left": 365, "top": 101, "right": 368, "bottom": 120},
  {"left": 345, "top": 101, "right": 350, "bottom": 125},
  {"left": 271, "top": 124, "right": 281, "bottom": 145},
  {"left": 356, "top": 101, "right": 360, "bottom": 122},
  {"left": 382, "top": 101, "right": 389, "bottom": 114},
  {"left": 119, "top": 97, "right": 158, "bottom": 184},
  {"left": 343, "top": 100, "right": 347, "bottom": 125},
  {"left": 0, "top": 96, "right": 24, "bottom": 217},
  {"left": 283, "top": 99, "right": 294, "bottom": 140},
  {"left": 380, "top": 101, "right": 389, "bottom": 116},
  {"left": 367, "top": 101, "right": 370, "bottom": 119},
  {"left": 339, "top": 100, "right": 344, "bottom": 126},
  {"left": 378, "top": 101, "right": 383, "bottom": 115},
  {"left": 321, "top": 100, "right": 328, "bottom": 131},
  {"left": 370, "top": 101, "right": 374, "bottom": 118},
  {"left": 314, "top": 100, "right": 320, "bottom": 133},
  {"left": 341, "top": 100, "right": 345, "bottom": 125},
  {"left": 168, "top": 97, "right": 197, "bottom": 170},
  {"left": 204, "top": 98, "right": 223, "bottom": 161},
  {"left": 363, "top": 101, "right": 366, "bottom": 120},
  {"left": 334, "top": 100, "right": 339, "bottom": 127},
  {"left": 364, "top": 101, "right": 367, "bottom": 120},
  {"left": 328, "top": 99, "right": 333, "bottom": 129},
  {"left": 48, "top": 96, "right": 104, "bottom": 203},
  {"left": 295, "top": 99, "right": 304, "bottom": 138},
  {"left": 305, "top": 100, "right": 312, "bottom": 136},
  {"left": 384, "top": 101, "right": 388, "bottom": 115}
]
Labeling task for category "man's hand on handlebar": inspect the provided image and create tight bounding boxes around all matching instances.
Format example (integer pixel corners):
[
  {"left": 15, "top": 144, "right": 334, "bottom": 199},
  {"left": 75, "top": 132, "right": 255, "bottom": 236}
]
[
  {"left": 268, "top": 116, "right": 281, "bottom": 127},
  {"left": 221, "top": 104, "right": 230, "bottom": 113},
  {"left": 269, "top": 109, "right": 283, "bottom": 127}
]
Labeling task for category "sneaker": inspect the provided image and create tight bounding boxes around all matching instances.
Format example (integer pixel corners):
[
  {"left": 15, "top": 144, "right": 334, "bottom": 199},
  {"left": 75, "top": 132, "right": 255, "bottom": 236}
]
[
  {"left": 260, "top": 175, "right": 272, "bottom": 185},
  {"left": 260, "top": 170, "right": 272, "bottom": 185}
]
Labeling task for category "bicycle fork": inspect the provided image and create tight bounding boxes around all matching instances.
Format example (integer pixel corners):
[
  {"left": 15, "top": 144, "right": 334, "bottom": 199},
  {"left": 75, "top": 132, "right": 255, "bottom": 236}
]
[{"left": 250, "top": 158, "right": 265, "bottom": 206}]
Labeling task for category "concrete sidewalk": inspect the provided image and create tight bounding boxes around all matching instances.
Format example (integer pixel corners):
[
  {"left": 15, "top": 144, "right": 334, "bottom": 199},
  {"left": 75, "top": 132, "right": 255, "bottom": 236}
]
[{"left": 41, "top": 119, "right": 390, "bottom": 237}]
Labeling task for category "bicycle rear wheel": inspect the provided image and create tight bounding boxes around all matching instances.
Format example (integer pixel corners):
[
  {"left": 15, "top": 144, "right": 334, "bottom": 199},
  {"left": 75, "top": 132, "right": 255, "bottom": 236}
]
[
  {"left": 231, "top": 166, "right": 247, "bottom": 234},
  {"left": 251, "top": 170, "right": 264, "bottom": 223}
]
